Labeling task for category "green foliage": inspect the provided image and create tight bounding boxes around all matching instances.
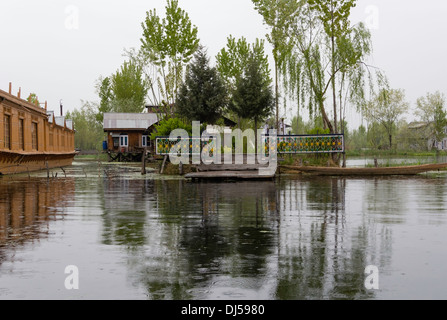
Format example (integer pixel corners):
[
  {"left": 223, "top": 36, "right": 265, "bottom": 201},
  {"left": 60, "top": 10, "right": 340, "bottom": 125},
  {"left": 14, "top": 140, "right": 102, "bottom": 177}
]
[
  {"left": 140, "top": 0, "right": 199, "bottom": 110},
  {"left": 347, "top": 124, "right": 367, "bottom": 150},
  {"left": 277, "top": 0, "right": 371, "bottom": 135},
  {"left": 216, "top": 36, "right": 271, "bottom": 92},
  {"left": 230, "top": 53, "right": 274, "bottom": 128},
  {"left": 306, "top": 127, "right": 330, "bottom": 135},
  {"left": 27, "top": 93, "right": 40, "bottom": 105},
  {"left": 252, "top": 0, "right": 300, "bottom": 129},
  {"left": 111, "top": 61, "right": 148, "bottom": 113},
  {"left": 94, "top": 61, "right": 148, "bottom": 123},
  {"left": 363, "top": 73, "right": 408, "bottom": 149},
  {"left": 176, "top": 46, "right": 228, "bottom": 123},
  {"left": 415, "top": 91, "right": 447, "bottom": 146},
  {"left": 95, "top": 76, "right": 113, "bottom": 124},
  {"left": 150, "top": 117, "right": 192, "bottom": 140},
  {"left": 66, "top": 102, "right": 104, "bottom": 151}
]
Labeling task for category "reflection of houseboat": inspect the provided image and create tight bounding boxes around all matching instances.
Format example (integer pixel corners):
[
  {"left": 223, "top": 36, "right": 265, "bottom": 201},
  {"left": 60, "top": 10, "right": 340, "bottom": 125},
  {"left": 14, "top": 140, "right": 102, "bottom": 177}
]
[
  {"left": 0, "top": 177, "right": 75, "bottom": 245},
  {"left": 0, "top": 84, "right": 77, "bottom": 175}
]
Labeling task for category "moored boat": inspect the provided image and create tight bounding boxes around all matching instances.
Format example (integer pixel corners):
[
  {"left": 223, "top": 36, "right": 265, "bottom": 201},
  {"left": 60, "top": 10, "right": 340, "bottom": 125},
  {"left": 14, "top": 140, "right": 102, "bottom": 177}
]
[
  {"left": 0, "top": 84, "right": 77, "bottom": 175},
  {"left": 280, "top": 163, "right": 447, "bottom": 176}
]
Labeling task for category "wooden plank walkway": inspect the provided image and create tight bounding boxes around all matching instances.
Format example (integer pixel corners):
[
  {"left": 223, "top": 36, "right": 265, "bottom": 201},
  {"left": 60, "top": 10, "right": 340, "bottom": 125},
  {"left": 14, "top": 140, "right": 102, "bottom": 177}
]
[{"left": 185, "top": 163, "right": 276, "bottom": 181}]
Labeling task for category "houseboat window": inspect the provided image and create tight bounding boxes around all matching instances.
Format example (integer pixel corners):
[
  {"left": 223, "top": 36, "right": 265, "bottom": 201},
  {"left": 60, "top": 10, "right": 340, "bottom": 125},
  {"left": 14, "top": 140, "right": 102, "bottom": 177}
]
[
  {"left": 142, "top": 135, "right": 147, "bottom": 147},
  {"left": 120, "top": 135, "right": 128, "bottom": 147},
  {"left": 31, "top": 122, "right": 38, "bottom": 150},
  {"left": 4, "top": 115, "right": 11, "bottom": 149},
  {"left": 18, "top": 119, "right": 24, "bottom": 150}
]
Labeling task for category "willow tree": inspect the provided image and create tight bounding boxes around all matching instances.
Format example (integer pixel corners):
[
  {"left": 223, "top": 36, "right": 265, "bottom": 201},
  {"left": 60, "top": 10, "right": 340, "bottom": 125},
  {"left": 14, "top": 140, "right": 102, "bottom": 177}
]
[
  {"left": 283, "top": 0, "right": 372, "bottom": 135},
  {"left": 138, "top": 0, "right": 199, "bottom": 116},
  {"left": 308, "top": 0, "right": 357, "bottom": 133},
  {"left": 252, "top": 0, "right": 300, "bottom": 131}
]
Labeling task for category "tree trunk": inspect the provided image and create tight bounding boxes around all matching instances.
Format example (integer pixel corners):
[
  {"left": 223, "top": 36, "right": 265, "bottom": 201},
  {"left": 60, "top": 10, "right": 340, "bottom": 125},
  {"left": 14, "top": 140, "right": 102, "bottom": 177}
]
[
  {"left": 331, "top": 32, "right": 338, "bottom": 134},
  {"left": 320, "top": 101, "right": 334, "bottom": 133},
  {"left": 255, "top": 118, "right": 258, "bottom": 159},
  {"left": 275, "top": 59, "right": 279, "bottom": 131}
]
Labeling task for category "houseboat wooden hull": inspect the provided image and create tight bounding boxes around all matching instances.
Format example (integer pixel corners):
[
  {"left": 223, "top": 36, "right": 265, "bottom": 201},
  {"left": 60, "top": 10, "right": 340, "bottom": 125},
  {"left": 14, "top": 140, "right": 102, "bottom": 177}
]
[
  {"left": 1, "top": 85, "right": 76, "bottom": 175},
  {"left": 0, "top": 150, "right": 77, "bottom": 175}
]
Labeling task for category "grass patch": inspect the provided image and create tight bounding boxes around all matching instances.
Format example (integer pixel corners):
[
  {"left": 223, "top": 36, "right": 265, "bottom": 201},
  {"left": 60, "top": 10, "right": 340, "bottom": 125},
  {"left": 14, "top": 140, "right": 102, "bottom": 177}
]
[{"left": 75, "top": 153, "right": 109, "bottom": 162}]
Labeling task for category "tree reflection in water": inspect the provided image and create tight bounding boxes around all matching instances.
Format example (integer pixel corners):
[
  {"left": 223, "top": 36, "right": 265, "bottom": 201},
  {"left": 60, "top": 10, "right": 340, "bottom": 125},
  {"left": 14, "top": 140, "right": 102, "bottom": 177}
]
[{"left": 97, "top": 174, "right": 395, "bottom": 300}]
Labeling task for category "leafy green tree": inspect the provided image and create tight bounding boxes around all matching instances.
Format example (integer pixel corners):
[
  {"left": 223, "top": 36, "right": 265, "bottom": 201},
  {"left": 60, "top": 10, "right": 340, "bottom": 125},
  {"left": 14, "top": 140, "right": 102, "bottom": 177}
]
[
  {"left": 231, "top": 53, "right": 275, "bottom": 151},
  {"left": 216, "top": 36, "right": 270, "bottom": 126},
  {"left": 140, "top": 0, "right": 200, "bottom": 113},
  {"left": 95, "top": 76, "right": 113, "bottom": 124},
  {"left": 67, "top": 102, "right": 104, "bottom": 151},
  {"left": 176, "top": 46, "right": 228, "bottom": 124},
  {"left": 348, "top": 124, "right": 368, "bottom": 151},
  {"left": 111, "top": 61, "right": 148, "bottom": 113},
  {"left": 291, "top": 115, "right": 306, "bottom": 134},
  {"left": 363, "top": 75, "right": 408, "bottom": 150},
  {"left": 415, "top": 91, "right": 447, "bottom": 150},
  {"left": 217, "top": 36, "right": 271, "bottom": 92}
]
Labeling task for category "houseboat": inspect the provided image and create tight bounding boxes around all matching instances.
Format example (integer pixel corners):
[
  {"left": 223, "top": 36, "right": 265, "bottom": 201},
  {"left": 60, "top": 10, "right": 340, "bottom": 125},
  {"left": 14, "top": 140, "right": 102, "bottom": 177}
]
[{"left": 0, "top": 84, "right": 77, "bottom": 175}]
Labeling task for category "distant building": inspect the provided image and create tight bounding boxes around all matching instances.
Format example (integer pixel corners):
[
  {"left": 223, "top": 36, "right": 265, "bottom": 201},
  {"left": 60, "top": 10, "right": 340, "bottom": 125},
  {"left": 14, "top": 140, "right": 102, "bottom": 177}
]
[{"left": 408, "top": 121, "right": 447, "bottom": 151}]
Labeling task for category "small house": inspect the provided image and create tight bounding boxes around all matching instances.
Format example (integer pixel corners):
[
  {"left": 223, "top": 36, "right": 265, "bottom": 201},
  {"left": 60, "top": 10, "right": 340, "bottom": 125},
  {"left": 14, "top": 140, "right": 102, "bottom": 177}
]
[{"left": 103, "top": 112, "right": 159, "bottom": 154}]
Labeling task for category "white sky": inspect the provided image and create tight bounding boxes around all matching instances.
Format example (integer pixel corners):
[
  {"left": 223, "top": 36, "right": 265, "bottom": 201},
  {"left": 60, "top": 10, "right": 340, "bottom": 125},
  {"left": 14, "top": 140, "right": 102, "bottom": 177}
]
[{"left": 1, "top": 0, "right": 446, "bottom": 129}]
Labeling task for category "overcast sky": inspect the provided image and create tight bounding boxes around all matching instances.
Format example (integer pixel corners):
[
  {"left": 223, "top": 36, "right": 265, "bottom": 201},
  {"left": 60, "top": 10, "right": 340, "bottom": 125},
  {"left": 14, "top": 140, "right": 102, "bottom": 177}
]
[{"left": 1, "top": 0, "right": 446, "bottom": 129}]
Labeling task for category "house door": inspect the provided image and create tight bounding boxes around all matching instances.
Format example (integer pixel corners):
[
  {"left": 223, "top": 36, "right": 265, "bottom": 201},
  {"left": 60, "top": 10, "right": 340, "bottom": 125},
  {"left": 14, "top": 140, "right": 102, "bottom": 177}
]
[{"left": 120, "top": 135, "right": 128, "bottom": 152}]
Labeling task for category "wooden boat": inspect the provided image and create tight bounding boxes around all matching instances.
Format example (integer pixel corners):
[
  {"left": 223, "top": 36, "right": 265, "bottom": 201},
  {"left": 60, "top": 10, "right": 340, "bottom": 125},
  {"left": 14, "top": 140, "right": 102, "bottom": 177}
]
[
  {"left": 280, "top": 163, "right": 447, "bottom": 176},
  {"left": 0, "top": 84, "right": 77, "bottom": 175}
]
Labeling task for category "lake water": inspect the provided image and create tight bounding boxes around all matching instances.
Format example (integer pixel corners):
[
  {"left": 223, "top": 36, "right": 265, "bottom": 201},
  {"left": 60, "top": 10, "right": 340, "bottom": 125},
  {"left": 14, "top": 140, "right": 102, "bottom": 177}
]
[{"left": 1, "top": 158, "right": 447, "bottom": 300}]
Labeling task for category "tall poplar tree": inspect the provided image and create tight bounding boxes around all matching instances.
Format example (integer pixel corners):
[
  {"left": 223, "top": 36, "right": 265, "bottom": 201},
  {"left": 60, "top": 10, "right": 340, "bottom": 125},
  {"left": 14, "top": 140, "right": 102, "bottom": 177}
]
[{"left": 140, "top": 0, "right": 199, "bottom": 114}]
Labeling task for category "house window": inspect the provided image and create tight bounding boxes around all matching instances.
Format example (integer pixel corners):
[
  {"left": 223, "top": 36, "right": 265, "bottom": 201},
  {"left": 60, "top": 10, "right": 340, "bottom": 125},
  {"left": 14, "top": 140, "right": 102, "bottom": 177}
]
[
  {"left": 31, "top": 122, "right": 38, "bottom": 150},
  {"left": 18, "top": 119, "right": 24, "bottom": 150},
  {"left": 4, "top": 115, "right": 10, "bottom": 149},
  {"left": 113, "top": 137, "right": 119, "bottom": 148},
  {"left": 142, "top": 135, "right": 147, "bottom": 147},
  {"left": 120, "top": 135, "right": 128, "bottom": 147}
]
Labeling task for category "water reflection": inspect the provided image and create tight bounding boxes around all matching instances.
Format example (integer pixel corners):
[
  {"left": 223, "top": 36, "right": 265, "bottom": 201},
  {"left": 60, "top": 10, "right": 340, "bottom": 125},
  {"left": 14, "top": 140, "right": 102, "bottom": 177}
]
[
  {"left": 0, "top": 177, "right": 75, "bottom": 269},
  {"left": 1, "top": 161, "right": 447, "bottom": 299},
  {"left": 96, "top": 174, "right": 388, "bottom": 299}
]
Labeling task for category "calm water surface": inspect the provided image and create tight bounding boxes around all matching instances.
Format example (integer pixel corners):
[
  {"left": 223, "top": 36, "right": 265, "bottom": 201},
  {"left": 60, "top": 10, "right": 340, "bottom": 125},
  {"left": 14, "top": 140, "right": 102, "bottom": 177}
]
[{"left": 1, "top": 159, "right": 447, "bottom": 300}]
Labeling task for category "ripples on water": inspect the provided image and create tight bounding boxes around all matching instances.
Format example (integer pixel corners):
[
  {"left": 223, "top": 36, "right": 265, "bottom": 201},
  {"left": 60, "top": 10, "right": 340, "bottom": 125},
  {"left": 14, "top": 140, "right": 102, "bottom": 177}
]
[{"left": 1, "top": 161, "right": 447, "bottom": 299}]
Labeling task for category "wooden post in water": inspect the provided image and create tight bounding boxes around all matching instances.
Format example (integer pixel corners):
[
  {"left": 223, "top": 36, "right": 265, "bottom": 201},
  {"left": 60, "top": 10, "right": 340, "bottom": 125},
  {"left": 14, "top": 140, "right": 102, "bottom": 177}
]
[
  {"left": 160, "top": 155, "right": 168, "bottom": 174},
  {"left": 179, "top": 161, "right": 183, "bottom": 175},
  {"left": 141, "top": 148, "right": 147, "bottom": 175}
]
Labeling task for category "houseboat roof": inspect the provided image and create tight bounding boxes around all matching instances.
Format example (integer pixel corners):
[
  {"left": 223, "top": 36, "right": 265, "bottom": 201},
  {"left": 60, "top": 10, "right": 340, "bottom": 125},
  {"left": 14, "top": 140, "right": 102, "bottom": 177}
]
[
  {"left": 0, "top": 88, "right": 48, "bottom": 116},
  {"left": 103, "top": 113, "right": 159, "bottom": 131}
]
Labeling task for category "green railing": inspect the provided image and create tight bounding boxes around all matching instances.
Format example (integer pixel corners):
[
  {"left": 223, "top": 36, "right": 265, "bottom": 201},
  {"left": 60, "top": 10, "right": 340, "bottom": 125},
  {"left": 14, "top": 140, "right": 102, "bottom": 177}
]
[{"left": 155, "top": 134, "right": 344, "bottom": 156}]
